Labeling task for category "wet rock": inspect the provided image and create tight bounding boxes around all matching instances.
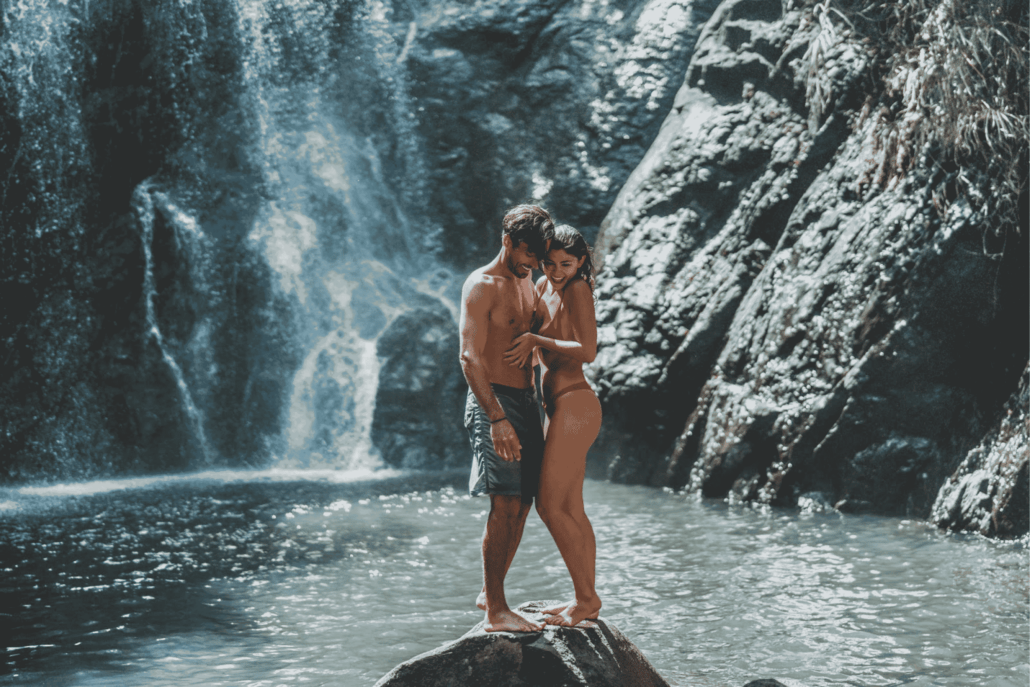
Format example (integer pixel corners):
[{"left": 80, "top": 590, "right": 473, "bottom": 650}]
[
  {"left": 0, "top": 0, "right": 289, "bottom": 479},
  {"left": 372, "top": 299, "right": 469, "bottom": 470},
  {"left": 373, "top": 601, "right": 671, "bottom": 687},
  {"left": 931, "top": 364, "right": 1030, "bottom": 538},
  {"left": 587, "top": 0, "right": 1028, "bottom": 523},
  {"left": 404, "top": 0, "right": 721, "bottom": 264},
  {"left": 589, "top": 0, "right": 859, "bottom": 483},
  {"left": 797, "top": 491, "right": 833, "bottom": 513}
]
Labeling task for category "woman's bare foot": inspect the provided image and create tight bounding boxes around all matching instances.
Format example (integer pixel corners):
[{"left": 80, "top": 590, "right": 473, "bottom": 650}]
[
  {"left": 476, "top": 589, "right": 487, "bottom": 610},
  {"left": 539, "top": 601, "right": 570, "bottom": 616},
  {"left": 484, "top": 609, "right": 544, "bottom": 633},
  {"left": 543, "top": 598, "right": 601, "bottom": 628}
]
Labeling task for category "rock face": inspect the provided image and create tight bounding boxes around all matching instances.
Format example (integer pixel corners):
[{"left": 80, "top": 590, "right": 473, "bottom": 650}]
[
  {"left": 374, "top": 602, "right": 671, "bottom": 687},
  {"left": 1, "top": 0, "right": 1024, "bottom": 541},
  {"left": 931, "top": 364, "right": 1030, "bottom": 538},
  {"left": 587, "top": 0, "right": 1028, "bottom": 527},
  {"left": 404, "top": 0, "right": 722, "bottom": 263},
  {"left": 372, "top": 299, "right": 469, "bottom": 470},
  {"left": 0, "top": 0, "right": 292, "bottom": 479}
]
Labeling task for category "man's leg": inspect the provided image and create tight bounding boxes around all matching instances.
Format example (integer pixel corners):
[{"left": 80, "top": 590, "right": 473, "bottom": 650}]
[
  {"left": 482, "top": 494, "right": 542, "bottom": 632},
  {"left": 476, "top": 509, "right": 526, "bottom": 610}
]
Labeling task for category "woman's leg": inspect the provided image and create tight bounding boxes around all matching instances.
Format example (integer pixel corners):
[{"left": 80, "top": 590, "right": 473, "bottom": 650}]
[{"left": 535, "top": 389, "right": 602, "bottom": 627}]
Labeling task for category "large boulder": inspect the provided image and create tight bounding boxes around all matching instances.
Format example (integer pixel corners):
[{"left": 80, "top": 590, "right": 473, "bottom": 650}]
[
  {"left": 372, "top": 298, "right": 469, "bottom": 470},
  {"left": 588, "top": 0, "right": 866, "bottom": 483},
  {"left": 374, "top": 601, "right": 671, "bottom": 687},
  {"left": 931, "top": 364, "right": 1029, "bottom": 538}
]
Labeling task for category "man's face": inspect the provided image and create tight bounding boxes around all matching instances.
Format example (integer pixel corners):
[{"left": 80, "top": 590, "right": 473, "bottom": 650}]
[{"left": 504, "top": 238, "right": 539, "bottom": 279}]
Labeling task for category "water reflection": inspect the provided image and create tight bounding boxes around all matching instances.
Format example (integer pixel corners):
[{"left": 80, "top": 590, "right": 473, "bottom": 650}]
[{"left": 0, "top": 474, "right": 1026, "bottom": 686}]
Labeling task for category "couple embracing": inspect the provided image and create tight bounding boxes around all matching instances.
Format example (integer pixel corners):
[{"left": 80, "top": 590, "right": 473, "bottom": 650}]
[{"left": 459, "top": 204, "right": 602, "bottom": 632}]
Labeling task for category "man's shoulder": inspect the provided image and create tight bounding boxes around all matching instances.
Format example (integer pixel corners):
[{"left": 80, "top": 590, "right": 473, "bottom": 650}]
[
  {"left": 462, "top": 267, "right": 506, "bottom": 305},
  {"left": 464, "top": 267, "right": 499, "bottom": 289}
]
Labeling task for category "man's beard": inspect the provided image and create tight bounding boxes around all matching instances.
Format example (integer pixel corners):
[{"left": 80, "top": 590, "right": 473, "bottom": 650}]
[{"left": 506, "top": 256, "right": 528, "bottom": 278}]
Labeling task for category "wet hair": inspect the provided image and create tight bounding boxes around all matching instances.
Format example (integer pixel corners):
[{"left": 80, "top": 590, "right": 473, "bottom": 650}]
[
  {"left": 548, "top": 224, "right": 595, "bottom": 291},
  {"left": 502, "top": 204, "right": 554, "bottom": 257}
]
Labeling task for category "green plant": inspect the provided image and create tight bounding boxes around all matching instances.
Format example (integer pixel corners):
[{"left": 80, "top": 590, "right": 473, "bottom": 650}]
[{"left": 800, "top": 0, "right": 1028, "bottom": 240}]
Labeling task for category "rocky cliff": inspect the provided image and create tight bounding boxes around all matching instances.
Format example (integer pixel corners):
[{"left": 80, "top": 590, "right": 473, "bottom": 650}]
[
  {"left": 931, "top": 364, "right": 1029, "bottom": 538},
  {"left": 587, "top": 0, "right": 1028, "bottom": 534}
]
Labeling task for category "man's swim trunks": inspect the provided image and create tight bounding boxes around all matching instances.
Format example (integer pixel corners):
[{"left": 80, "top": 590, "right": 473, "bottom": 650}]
[{"left": 465, "top": 384, "right": 545, "bottom": 504}]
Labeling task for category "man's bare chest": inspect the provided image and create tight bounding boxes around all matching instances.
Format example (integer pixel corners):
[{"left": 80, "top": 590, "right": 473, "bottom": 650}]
[{"left": 489, "top": 290, "right": 534, "bottom": 340}]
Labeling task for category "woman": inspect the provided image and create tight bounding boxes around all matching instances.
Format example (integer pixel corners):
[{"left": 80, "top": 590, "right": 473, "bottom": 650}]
[{"left": 504, "top": 224, "right": 602, "bottom": 628}]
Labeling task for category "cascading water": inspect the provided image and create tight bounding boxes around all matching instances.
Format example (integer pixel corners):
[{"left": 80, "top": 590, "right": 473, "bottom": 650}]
[
  {"left": 233, "top": 0, "right": 455, "bottom": 470},
  {"left": 132, "top": 182, "right": 214, "bottom": 465},
  {"left": 0, "top": 0, "right": 461, "bottom": 480}
]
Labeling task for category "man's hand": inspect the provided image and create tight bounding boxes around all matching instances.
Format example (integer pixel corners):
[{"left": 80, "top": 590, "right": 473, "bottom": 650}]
[
  {"left": 503, "top": 333, "right": 537, "bottom": 369},
  {"left": 490, "top": 419, "right": 522, "bottom": 462}
]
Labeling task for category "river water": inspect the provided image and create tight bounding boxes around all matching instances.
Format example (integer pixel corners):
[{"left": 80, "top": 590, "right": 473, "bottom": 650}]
[{"left": 1, "top": 470, "right": 1026, "bottom": 687}]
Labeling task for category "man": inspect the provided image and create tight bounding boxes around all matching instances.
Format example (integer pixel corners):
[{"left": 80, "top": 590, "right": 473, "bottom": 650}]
[{"left": 459, "top": 204, "right": 554, "bottom": 632}]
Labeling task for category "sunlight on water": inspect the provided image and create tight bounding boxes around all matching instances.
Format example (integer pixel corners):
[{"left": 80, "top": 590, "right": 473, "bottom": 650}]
[
  {"left": 0, "top": 475, "right": 1025, "bottom": 687},
  {"left": 11, "top": 467, "right": 402, "bottom": 499}
]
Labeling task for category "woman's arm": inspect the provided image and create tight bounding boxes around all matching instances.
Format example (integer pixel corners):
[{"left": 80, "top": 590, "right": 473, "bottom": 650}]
[
  {"left": 507, "top": 279, "right": 596, "bottom": 365},
  {"left": 532, "top": 280, "right": 596, "bottom": 363}
]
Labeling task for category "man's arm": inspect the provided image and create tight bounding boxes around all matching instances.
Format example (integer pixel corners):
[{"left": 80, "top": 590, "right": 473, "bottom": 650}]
[{"left": 459, "top": 276, "right": 522, "bottom": 462}]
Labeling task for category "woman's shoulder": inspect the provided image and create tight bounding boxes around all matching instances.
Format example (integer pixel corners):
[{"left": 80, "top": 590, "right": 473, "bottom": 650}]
[{"left": 565, "top": 277, "right": 593, "bottom": 299}]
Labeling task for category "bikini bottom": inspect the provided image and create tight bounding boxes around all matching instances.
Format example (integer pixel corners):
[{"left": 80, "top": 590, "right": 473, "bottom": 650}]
[{"left": 543, "top": 381, "right": 594, "bottom": 417}]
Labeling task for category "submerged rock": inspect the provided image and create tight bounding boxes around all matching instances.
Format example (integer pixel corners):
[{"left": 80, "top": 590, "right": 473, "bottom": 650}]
[{"left": 374, "top": 601, "right": 671, "bottom": 687}]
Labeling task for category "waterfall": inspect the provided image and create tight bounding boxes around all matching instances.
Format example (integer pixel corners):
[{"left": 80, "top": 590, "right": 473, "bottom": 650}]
[
  {"left": 0, "top": 0, "right": 459, "bottom": 480},
  {"left": 132, "top": 182, "right": 214, "bottom": 465},
  {"left": 235, "top": 0, "right": 452, "bottom": 470}
]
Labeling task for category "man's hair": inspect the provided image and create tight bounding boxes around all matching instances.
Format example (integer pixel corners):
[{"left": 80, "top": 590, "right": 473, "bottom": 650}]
[
  {"left": 549, "top": 224, "right": 595, "bottom": 292},
  {"left": 502, "top": 205, "right": 554, "bottom": 257}
]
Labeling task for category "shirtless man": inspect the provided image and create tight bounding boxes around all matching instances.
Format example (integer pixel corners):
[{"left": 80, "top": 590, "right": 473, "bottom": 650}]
[{"left": 459, "top": 205, "right": 554, "bottom": 633}]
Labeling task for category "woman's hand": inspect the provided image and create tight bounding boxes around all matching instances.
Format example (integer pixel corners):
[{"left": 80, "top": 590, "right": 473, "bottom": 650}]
[{"left": 504, "top": 332, "right": 538, "bottom": 368}]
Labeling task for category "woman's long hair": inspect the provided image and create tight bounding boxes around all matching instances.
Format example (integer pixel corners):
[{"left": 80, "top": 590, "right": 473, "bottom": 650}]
[{"left": 549, "top": 224, "right": 594, "bottom": 292}]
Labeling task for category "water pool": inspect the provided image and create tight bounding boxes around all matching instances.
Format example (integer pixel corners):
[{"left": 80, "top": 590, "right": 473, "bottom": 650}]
[{"left": 1, "top": 470, "right": 1026, "bottom": 686}]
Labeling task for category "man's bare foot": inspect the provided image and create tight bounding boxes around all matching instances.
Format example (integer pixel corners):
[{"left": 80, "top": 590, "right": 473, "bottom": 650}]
[
  {"left": 543, "top": 598, "right": 601, "bottom": 628},
  {"left": 484, "top": 609, "right": 544, "bottom": 633},
  {"left": 476, "top": 589, "right": 487, "bottom": 611}
]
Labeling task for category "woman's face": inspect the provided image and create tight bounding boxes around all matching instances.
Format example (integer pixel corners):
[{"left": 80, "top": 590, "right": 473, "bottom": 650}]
[{"left": 541, "top": 246, "right": 585, "bottom": 289}]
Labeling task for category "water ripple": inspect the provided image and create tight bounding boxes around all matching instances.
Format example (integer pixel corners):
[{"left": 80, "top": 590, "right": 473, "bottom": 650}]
[{"left": 0, "top": 474, "right": 1025, "bottom": 687}]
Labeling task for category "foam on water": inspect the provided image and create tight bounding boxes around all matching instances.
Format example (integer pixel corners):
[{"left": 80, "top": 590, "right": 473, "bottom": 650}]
[{"left": 10, "top": 467, "right": 404, "bottom": 500}]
